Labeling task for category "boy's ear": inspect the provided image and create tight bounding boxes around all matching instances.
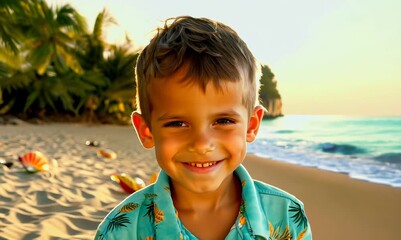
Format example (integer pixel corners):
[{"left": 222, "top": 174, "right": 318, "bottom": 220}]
[
  {"left": 132, "top": 112, "right": 155, "bottom": 148},
  {"left": 246, "top": 106, "right": 264, "bottom": 143}
]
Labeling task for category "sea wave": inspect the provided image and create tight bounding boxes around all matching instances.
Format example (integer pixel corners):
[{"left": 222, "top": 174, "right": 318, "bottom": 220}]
[
  {"left": 318, "top": 142, "right": 367, "bottom": 155},
  {"left": 253, "top": 115, "right": 401, "bottom": 188},
  {"left": 374, "top": 152, "right": 401, "bottom": 164},
  {"left": 274, "top": 130, "right": 296, "bottom": 134}
]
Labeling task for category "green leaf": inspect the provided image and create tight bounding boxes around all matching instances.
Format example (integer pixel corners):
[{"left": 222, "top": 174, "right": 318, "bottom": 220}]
[{"left": 24, "top": 90, "right": 40, "bottom": 112}]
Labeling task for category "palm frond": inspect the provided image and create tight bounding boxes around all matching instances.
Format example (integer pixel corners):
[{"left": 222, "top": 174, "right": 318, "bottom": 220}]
[
  {"left": 144, "top": 202, "right": 155, "bottom": 222},
  {"left": 105, "top": 212, "right": 130, "bottom": 233},
  {"left": 24, "top": 90, "right": 40, "bottom": 112},
  {"left": 289, "top": 202, "right": 308, "bottom": 229},
  {"left": 0, "top": 71, "right": 32, "bottom": 92},
  {"left": 93, "top": 8, "right": 117, "bottom": 41}
]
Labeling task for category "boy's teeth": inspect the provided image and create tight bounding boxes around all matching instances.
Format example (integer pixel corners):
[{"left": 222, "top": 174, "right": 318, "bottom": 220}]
[{"left": 188, "top": 162, "right": 216, "bottom": 168}]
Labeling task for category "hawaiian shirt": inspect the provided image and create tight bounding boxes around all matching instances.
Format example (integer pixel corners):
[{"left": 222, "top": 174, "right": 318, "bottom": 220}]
[{"left": 95, "top": 165, "right": 312, "bottom": 239}]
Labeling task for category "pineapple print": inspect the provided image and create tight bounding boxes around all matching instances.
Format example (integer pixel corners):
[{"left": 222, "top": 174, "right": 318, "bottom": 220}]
[
  {"left": 154, "top": 203, "right": 164, "bottom": 223},
  {"left": 238, "top": 215, "right": 246, "bottom": 228},
  {"left": 104, "top": 202, "right": 139, "bottom": 234},
  {"left": 297, "top": 229, "right": 307, "bottom": 240},
  {"left": 144, "top": 193, "right": 158, "bottom": 199},
  {"left": 119, "top": 202, "right": 139, "bottom": 213},
  {"left": 268, "top": 221, "right": 291, "bottom": 240}
]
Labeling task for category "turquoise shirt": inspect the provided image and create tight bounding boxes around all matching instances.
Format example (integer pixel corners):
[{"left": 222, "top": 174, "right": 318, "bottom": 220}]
[{"left": 95, "top": 165, "right": 312, "bottom": 239}]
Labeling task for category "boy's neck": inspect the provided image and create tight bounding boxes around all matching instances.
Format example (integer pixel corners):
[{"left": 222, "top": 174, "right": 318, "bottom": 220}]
[{"left": 171, "top": 173, "right": 242, "bottom": 212}]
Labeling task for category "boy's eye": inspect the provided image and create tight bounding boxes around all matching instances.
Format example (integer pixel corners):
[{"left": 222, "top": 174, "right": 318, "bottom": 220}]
[
  {"left": 215, "top": 118, "right": 235, "bottom": 125},
  {"left": 164, "top": 121, "right": 187, "bottom": 127}
]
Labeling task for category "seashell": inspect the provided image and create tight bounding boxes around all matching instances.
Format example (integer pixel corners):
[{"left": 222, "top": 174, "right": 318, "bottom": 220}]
[
  {"left": 18, "top": 151, "right": 50, "bottom": 173},
  {"left": 97, "top": 148, "right": 117, "bottom": 159},
  {"left": 0, "top": 158, "right": 13, "bottom": 168},
  {"left": 85, "top": 140, "right": 100, "bottom": 147},
  {"left": 111, "top": 173, "right": 146, "bottom": 194}
]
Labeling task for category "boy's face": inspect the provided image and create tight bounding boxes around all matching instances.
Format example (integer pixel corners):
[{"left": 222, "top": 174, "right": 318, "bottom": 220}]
[{"left": 133, "top": 70, "right": 263, "bottom": 194}]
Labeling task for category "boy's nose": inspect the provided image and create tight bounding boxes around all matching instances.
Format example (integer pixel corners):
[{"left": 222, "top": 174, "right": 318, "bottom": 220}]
[{"left": 187, "top": 130, "right": 215, "bottom": 155}]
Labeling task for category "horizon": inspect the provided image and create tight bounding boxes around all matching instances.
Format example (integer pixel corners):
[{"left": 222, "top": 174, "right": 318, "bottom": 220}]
[{"left": 48, "top": 0, "right": 401, "bottom": 117}]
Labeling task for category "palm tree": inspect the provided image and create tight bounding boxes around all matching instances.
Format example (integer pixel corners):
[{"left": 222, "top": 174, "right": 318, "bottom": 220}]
[
  {"left": 97, "top": 40, "right": 139, "bottom": 123},
  {"left": 0, "top": 0, "right": 37, "bottom": 114},
  {"left": 78, "top": 9, "right": 139, "bottom": 124},
  {"left": 0, "top": 0, "right": 26, "bottom": 54},
  {"left": 2, "top": 0, "right": 91, "bottom": 116},
  {"left": 80, "top": 8, "right": 117, "bottom": 69},
  {"left": 23, "top": 1, "right": 87, "bottom": 75},
  {"left": 1, "top": 2, "right": 138, "bottom": 123}
]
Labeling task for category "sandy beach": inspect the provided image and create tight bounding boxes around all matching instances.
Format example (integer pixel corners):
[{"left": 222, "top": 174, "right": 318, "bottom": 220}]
[{"left": 1, "top": 123, "right": 400, "bottom": 240}]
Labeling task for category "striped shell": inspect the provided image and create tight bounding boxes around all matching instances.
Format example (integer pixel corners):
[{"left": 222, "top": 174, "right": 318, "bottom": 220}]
[
  {"left": 18, "top": 151, "right": 50, "bottom": 173},
  {"left": 97, "top": 148, "right": 117, "bottom": 159},
  {"left": 111, "top": 174, "right": 146, "bottom": 194}
]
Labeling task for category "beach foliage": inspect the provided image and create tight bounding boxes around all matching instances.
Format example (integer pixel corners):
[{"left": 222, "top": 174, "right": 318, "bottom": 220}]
[
  {"left": 259, "top": 65, "right": 281, "bottom": 105},
  {"left": 0, "top": 0, "right": 281, "bottom": 124},
  {"left": 0, "top": 0, "right": 139, "bottom": 124}
]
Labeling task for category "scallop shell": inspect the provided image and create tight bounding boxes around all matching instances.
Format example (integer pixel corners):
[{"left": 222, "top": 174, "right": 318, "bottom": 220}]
[
  {"left": 111, "top": 173, "right": 146, "bottom": 194},
  {"left": 97, "top": 148, "right": 117, "bottom": 159},
  {"left": 18, "top": 151, "right": 50, "bottom": 173}
]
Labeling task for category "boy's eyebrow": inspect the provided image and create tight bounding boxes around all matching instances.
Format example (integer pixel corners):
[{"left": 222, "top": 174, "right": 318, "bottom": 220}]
[
  {"left": 157, "top": 110, "right": 242, "bottom": 122},
  {"left": 157, "top": 113, "right": 182, "bottom": 122},
  {"left": 214, "top": 110, "right": 242, "bottom": 118}
]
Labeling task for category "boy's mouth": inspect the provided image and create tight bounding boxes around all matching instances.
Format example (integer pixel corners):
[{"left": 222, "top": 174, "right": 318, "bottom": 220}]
[{"left": 184, "top": 161, "right": 217, "bottom": 168}]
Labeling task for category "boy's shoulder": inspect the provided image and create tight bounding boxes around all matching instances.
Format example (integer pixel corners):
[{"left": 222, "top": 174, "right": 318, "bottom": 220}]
[
  {"left": 253, "top": 179, "right": 304, "bottom": 206},
  {"left": 107, "top": 183, "right": 156, "bottom": 215},
  {"left": 94, "top": 184, "right": 157, "bottom": 240},
  {"left": 236, "top": 165, "right": 304, "bottom": 207},
  {"left": 236, "top": 165, "right": 312, "bottom": 239},
  {"left": 250, "top": 180, "right": 311, "bottom": 239}
]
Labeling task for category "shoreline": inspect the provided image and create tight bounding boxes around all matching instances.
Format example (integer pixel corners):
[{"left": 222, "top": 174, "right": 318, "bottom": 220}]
[
  {"left": 251, "top": 153, "right": 401, "bottom": 189},
  {"left": 1, "top": 123, "right": 400, "bottom": 239},
  {"left": 244, "top": 154, "right": 401, "bottom": 240}
]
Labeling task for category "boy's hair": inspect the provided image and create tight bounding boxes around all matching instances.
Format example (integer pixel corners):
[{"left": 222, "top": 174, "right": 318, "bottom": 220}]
[{"left": 135, "top": 16, "right": 260, "bottom": 126}]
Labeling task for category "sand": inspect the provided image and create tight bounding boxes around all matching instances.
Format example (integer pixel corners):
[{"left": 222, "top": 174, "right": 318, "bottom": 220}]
[{"left": 0, "top": 123, "right": 400, "bottom": 240}]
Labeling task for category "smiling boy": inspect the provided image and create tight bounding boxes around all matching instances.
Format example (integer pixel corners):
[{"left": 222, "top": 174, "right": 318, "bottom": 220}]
[{"left": 95, "top": 16, "right": 311, "bottom": 239}]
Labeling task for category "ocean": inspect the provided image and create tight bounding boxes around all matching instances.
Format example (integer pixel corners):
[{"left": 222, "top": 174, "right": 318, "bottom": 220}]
[{"left": 247, "top": 115, "right": 401, "bottom": 188}]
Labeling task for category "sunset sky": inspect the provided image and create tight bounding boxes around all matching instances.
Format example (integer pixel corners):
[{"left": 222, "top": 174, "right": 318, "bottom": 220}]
[{"left": 48, "top": 0, "right": 401, "bottom": 116}]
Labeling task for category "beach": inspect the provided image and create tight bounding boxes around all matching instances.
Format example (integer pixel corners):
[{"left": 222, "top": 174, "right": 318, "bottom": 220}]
[{"left": 0, "top": 123, "right": 400, "bottom": 239}]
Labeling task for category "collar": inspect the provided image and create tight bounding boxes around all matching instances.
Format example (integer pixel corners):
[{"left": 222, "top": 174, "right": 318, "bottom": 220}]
[
  {"left": 153, "top": 170, "right": 182, "bottom": 238},
  {"left": 152, "top": 164, "right": 269, "bottom": 238},
  {"left": 235, "top": 165, "right": 270, "bottom": 237}
]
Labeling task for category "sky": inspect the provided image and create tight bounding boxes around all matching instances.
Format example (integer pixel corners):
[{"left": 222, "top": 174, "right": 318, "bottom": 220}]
[{"left": 48, "top": 0, "right": 401, "bottom": 116}]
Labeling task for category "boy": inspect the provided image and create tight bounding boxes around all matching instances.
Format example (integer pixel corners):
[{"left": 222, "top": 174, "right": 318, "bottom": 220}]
[{"left": 95, "top": 16, "right": 311, "bottom": 239}]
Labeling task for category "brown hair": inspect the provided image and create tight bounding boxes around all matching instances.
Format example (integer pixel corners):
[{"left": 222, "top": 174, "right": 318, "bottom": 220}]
[{"left": 135, "top": 16, "right": 260, "bottom": 126}]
